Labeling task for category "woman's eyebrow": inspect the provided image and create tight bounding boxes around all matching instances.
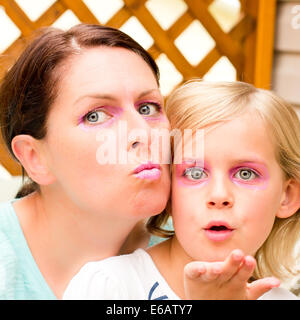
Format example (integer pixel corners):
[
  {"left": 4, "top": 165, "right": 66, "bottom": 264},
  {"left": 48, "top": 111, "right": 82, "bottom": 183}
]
[
  {"left": 74, "top": 94, "right": 117, "bottom": 105},
  {"left": 138, "top": 89, "right": 161, "bottom": 99},
  {"left": 74, "top": 89, "right": 161, "bottom": 105}
]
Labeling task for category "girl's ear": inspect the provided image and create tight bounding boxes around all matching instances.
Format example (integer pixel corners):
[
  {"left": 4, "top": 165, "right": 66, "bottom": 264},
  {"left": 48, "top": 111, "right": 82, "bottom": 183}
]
[
  {"left": 276, "top": 179, "right": 300, "bottom": 218},
  {"left": 11, "top": 135, "right": 56, "bottom": 186}
]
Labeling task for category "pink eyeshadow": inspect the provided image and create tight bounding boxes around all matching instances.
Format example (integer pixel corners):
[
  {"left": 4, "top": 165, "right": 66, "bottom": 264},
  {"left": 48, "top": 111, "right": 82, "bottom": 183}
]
[{"left": 230, "top": 162, "right": 270, "bottom": 190}]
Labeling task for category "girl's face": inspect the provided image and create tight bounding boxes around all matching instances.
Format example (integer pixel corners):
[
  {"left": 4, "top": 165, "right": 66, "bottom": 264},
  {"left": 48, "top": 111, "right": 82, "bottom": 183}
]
[
  {"left": 40, "top": 47, "right": 170, "bottom": 219},
  {"left": 172, "top": 112, "right": 286, "bottom": 262}
]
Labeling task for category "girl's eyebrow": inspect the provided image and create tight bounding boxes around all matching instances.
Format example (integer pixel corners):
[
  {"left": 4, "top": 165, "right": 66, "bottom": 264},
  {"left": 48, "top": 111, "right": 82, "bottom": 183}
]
[
  {"left": 181, "top": 158, "right": 205, "bottom": 166},
  {"left": 233, "top": 159, "right": 267, "bottom": 166}
]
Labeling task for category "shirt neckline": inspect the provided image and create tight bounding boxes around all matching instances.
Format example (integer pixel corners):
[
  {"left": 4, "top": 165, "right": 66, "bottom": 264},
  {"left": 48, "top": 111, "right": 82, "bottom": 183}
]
[{"left": 135, "top": 248, "right": 181, "bottom": 300}]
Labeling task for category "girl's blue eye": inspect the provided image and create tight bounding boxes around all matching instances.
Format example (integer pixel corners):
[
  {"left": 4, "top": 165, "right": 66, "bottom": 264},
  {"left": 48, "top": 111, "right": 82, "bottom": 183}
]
[
  {"left": 86, "top": 110, "right": 111, "bottom": 124},
  {"left": 184, "top": 167, "right": 207, "bottom": 181},
  {"left": 234, "top": 169, "right": 257, "bottom": 181},
  {"left": 138, "top": 103, "right": 161, "bottom": 116}
]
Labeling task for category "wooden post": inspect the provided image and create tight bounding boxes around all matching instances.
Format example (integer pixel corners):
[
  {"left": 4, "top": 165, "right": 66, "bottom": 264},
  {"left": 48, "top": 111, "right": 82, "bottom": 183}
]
[
  {"left": 254, "top": 0, "right": 276, "bottom": 89},
  {"left": 243, "top": 0, "right": 276, "bottom": 89}
]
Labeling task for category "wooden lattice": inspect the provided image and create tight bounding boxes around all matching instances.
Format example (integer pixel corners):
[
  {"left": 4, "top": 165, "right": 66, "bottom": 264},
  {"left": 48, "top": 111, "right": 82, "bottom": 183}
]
[{"left": 0, "top": 0, "right": 276, "bottom": 175}]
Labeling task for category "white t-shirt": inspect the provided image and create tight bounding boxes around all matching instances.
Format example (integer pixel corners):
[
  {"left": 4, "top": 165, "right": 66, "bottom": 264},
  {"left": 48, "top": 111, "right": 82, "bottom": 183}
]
[
  {"left": 63, "top": 249, "right": 179, "bottom": 300},
  {"left": 63, "top": 249, "right": 299, "bottom": 300}
]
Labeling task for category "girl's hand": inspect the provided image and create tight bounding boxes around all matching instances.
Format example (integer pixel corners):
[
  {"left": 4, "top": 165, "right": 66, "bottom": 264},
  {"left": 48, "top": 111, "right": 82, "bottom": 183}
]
[{"left": 183, "top": 249, "right": 280, "bottom": 300}]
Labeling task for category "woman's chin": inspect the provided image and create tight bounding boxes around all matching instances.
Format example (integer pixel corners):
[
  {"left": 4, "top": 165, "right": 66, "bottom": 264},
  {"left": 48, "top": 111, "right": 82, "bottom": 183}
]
[{"left": 133, "top": 192, "right": 169, "bottom": 219}]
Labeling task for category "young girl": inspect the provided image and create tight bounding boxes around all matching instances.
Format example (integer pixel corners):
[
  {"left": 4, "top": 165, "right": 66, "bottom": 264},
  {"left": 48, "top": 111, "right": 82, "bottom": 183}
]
[{"left": 63, "top": 80, "right": 300, "bottom": 300}]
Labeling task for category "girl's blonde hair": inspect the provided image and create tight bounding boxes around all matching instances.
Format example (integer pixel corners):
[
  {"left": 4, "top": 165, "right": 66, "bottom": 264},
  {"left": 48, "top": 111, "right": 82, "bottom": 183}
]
[{"left": 147, "top": 79, "right": 300, "bottom": 280}]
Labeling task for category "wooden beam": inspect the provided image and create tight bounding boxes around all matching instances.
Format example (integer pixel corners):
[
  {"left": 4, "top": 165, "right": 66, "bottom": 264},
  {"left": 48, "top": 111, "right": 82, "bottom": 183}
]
[
  {"left": 123, "top": 0, "right": 197, "bottom": 79},
  {"left": 195, "top": 15, "right": 255, "bottom": 77},
  {"left": 167, "top": 11, "right": 193, "bottom": 40},
  {"left": 242, "top": 0, "right": 258, "bottom": 84},
  {"left": 35, "top": 0, "right": 67, "bottom": 27},
  {"left": 254, "top": 0, "right": 276, "bottom": 89},
  {"left": 147, "top": 11, "right": 193, "bottom": 62},
  {"left": 106, "top": 7, "right": 131, "bottom": 29},
  {"left": 0, "top": 1, "right": 67, "bottom": 82},
  {"left": 185, "top": 0, "right": 244, "bottom": 72},
  {"left": 60, "top": 0, "right": 100, "bottom": 24},
  {"left": 1, "top": 0, "right": 36, "bottom": 36}
]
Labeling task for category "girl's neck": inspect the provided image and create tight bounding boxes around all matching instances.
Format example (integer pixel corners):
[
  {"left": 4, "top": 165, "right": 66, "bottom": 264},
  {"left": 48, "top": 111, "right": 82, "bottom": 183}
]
[
  {"left": 148, "top": 236, "right": 193, "bottom": 299},
  {"left": 13, "top": 190, "right": 138, "bottom": 299}
]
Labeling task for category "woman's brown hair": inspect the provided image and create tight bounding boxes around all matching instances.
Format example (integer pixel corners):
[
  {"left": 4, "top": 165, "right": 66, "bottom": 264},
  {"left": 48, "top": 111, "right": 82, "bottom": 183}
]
[{"left": 0, "top": 24, "right": 159, "bottom": 198}]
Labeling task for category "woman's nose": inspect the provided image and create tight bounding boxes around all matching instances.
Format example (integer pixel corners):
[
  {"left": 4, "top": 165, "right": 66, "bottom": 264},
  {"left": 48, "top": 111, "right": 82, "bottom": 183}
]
[{"left": 125, "top": 107, "right": 152, "bottom": 157}]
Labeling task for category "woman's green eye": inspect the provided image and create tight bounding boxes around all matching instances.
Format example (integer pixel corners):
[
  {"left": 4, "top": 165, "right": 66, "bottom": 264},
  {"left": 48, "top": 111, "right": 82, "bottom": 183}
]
[
  {"left": 86, "top": 110, "right": 111, "bottom": 123},
  {"left": 138, "top": 103, "right": 161, "bottom": 116},
  {"left": 184, "top": 167, "right": 207, "bottom": 180}
]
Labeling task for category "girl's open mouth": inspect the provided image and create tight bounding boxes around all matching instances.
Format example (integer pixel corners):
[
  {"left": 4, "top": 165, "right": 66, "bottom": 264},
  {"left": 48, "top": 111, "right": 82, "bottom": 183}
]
[{"left": 204, "top": 222, "right": 234, "bottom": 242}]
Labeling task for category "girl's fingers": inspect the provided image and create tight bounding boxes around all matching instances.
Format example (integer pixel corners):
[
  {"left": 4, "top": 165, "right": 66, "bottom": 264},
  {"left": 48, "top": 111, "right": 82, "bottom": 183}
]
[
  {"left": 247, "top": 277, "right": 281, "bottom": 300},
  {"left": 229, "top": 255, "right": 256, "bottom": 286},
  {"left": 200, "top": 262, "right": 223, "bottom": 282},
  {"left": 184, "top": 261, "right": 222, "bottom": 282},
  {"left": 217, "top": 249, "right": 245, "bottom": 283},
  {"left": 184, "top": 261, "right": 206, "bottom": 280}
]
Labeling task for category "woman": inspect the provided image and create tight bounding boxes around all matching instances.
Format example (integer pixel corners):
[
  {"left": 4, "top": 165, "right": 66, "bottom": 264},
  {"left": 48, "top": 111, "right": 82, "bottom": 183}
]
[{"left": 0, "top": 24, "right": 170, "bottom": 299}]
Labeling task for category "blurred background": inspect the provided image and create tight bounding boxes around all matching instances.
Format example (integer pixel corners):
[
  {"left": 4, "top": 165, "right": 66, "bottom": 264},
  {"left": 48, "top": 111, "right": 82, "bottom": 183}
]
[{"left": 0, "top": 0, "right": 299, "bottom": 201}]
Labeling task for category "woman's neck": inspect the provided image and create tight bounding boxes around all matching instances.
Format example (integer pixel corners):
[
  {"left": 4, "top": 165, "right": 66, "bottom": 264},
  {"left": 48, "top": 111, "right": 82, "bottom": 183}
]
[{"left": 13, "top": 191, "right": 138, "bottom": 299}]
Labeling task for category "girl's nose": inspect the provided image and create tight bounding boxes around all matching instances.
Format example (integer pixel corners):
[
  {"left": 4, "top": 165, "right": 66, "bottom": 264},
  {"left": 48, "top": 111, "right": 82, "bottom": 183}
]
[
  {"left": 206, "top": 177, "right": 234, "bottom": 209},
  {"left": 206, "top": 199, "right": 233, "bottom": 209}
]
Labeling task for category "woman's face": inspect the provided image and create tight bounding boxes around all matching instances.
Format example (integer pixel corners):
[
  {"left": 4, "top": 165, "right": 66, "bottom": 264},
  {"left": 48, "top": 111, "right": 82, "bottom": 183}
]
[
  {"left": 41, "top": 47, "right": 170, "bottom": 219},
  {"left": 171, "top": 113, "right": 286, "bottom": 262}
]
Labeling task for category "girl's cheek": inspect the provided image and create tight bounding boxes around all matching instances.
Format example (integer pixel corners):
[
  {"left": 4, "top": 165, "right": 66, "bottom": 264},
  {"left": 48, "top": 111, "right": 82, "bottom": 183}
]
[
  {"left": 174, "top": 177, "right": 209, "bottom": 189},
  {"left": 231, "top": 178, "right": 269, "bottom": 190}
]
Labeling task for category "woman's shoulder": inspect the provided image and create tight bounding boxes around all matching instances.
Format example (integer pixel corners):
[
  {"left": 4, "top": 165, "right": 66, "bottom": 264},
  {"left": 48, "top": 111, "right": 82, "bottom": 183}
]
[
  {"left": 0, "top": 201, "right": 22, "bottom": 298},
  {"left": 0, "top": 200, "right": 22, "bottom": 246},
  {"left": 0, "top": 200, "right": 19, "bottom": 243},
  {"left": 0, "top": 199, "right": 56, "bottom": 299}
]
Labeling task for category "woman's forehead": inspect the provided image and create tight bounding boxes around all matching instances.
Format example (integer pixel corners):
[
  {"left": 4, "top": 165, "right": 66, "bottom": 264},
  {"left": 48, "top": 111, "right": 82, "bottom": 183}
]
[{"left": 52, "top": 46, "right": 160, "bottom": 107}]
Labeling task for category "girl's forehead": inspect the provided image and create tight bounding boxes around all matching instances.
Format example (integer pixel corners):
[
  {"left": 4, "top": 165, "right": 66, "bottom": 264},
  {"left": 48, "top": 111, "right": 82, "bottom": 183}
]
[{"left": 172, "top": 113, "right": 278, "bottom": 164}]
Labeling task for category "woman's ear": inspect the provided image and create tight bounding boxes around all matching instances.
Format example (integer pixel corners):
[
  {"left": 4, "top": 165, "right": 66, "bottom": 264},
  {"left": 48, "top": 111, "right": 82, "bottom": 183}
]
[
  {"left": 11, "top": 135, "right": 55, "bottom": 185},
  {"left": 276, "top": 179, "right": 300, "bottom": 218}
]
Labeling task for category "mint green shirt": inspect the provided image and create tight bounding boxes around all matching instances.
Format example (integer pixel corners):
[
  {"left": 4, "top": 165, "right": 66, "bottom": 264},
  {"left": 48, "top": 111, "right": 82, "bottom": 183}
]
[{"left": 0, "top": 200, "right": 56, "bottom": 299}]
